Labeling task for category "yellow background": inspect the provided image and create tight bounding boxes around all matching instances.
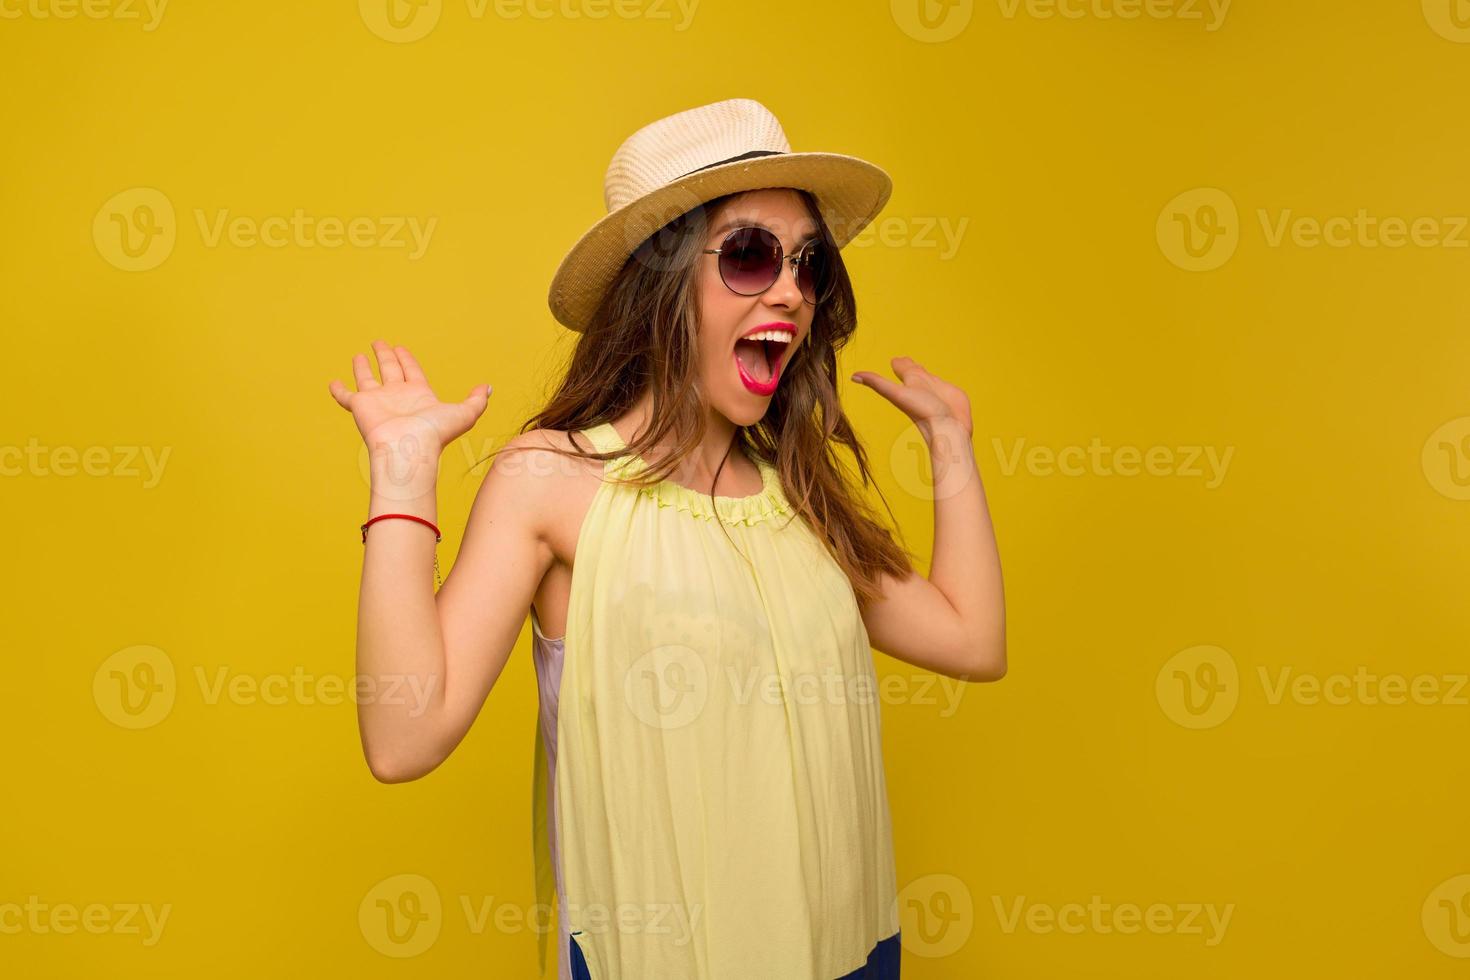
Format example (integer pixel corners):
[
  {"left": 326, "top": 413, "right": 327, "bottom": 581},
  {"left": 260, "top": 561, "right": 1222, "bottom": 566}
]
[{"left": 4, "top": 0, "right": 1468, "bottom": 976}]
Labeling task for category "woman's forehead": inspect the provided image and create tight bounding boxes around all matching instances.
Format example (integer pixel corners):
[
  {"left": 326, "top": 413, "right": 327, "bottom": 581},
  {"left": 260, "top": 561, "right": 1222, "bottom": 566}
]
[{"left": 710, "top": 189, "right": 817, "bottom": 237}]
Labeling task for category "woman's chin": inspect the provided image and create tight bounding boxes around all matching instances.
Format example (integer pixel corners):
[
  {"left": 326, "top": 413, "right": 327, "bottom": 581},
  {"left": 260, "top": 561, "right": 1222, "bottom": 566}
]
[{"left": 710, "top": 388, "right": 773, "bottom": 427}]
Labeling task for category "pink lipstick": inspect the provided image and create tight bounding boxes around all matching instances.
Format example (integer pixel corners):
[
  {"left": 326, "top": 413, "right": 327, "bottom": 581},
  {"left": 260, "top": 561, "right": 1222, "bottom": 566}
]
[{"left": 733, "top": 321, "right": 796, "bottom": 397}]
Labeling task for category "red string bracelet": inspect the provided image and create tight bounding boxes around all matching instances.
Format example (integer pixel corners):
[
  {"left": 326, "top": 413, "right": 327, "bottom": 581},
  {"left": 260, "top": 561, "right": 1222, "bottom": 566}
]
[
  {"left": 360, "top": 513, "right": 441, "bottom": 543},
  {"left": 361, "top": 514, "right": 443, "bottom": 590}
]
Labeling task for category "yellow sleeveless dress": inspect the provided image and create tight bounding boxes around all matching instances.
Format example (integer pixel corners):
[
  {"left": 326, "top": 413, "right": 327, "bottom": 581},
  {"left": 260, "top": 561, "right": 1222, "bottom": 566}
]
[{"left": 531, "top": 421, "right": 900, "bottom": 979}]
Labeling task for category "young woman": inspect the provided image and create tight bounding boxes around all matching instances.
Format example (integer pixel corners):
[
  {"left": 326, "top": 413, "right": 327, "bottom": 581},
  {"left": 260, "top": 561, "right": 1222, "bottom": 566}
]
[{"left": 328, "top": 99, "right": 1006, "bottom": 980}]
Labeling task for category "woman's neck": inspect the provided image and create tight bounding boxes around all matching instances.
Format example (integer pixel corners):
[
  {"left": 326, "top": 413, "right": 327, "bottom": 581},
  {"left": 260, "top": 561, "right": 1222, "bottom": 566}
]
[{"left": 614, "top": 395, "right": 751, "bottom": 489}]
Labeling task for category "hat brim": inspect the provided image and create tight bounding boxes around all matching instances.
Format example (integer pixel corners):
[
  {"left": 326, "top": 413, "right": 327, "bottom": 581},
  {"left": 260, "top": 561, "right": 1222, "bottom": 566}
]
[{"left": 548, "top": 151, "right": 892, "bottom": 332}]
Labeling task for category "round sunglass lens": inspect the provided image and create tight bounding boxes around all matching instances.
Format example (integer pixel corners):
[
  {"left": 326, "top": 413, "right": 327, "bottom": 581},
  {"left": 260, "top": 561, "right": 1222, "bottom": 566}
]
[
  {"left": 797, "top": 243, "right": 829, "bottom": 304},
  {"left": 719, "top": 227, "right": 782, "bottom": 295}
]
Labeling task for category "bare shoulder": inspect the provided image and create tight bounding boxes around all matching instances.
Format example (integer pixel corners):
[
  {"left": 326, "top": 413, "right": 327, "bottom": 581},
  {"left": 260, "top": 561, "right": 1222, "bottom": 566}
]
[
  {"left": 477, "top": 427, "right": 605, "bottom": 563},
  {"left": 494, "top": 427, "right": 604, "bottom": 477}
]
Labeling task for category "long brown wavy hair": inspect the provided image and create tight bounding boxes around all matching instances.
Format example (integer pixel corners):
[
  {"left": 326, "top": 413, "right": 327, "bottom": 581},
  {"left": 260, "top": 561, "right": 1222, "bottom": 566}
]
[{"left": 483, "top": 188, "right": 915, "bottom": 608}]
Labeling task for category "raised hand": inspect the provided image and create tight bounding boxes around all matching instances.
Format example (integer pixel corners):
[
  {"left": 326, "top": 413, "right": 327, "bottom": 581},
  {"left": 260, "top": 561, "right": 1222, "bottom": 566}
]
[
  {"left": 328, "top": 340, "right": 491, "bottom": 457},
  {"left": 852, "top": 355, "right": 973, "bottom": 440}
]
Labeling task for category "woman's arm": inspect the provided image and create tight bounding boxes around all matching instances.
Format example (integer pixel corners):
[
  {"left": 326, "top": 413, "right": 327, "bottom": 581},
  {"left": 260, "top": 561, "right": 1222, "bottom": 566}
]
[
  {"left": 332, "top": 341, "right": 551, "bottom": 782},
  {"left": 852, "top": 357, "right": 1006, "bottom": 683},
  {"left": 355, "top": 428, "right": 556, "bottom": 782}
]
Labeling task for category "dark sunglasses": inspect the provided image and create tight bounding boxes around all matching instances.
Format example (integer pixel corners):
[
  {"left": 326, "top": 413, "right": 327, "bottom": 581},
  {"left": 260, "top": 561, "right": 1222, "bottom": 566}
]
[{"left": 701, "top": 226, "right": 832, "bottom": 305}]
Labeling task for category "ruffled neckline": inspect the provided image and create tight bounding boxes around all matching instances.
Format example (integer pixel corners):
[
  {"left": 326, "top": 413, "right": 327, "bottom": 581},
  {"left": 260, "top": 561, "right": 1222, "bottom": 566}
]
[{"left": 597, "top": 423, "right": 793, "bottom": 527}]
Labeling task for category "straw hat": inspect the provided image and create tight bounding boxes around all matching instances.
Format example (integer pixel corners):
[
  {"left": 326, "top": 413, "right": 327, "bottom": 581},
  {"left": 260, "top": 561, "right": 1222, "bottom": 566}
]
[{"left": 547, "top": 97, "right": 893, "bottom": 332}]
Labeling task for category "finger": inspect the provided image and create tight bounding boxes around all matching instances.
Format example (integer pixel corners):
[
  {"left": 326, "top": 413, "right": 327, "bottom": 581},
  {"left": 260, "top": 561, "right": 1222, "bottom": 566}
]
[
  {"left": 396, "top": 345, "right": 428, "bottom": 385},
  {"left": 352, "top": 353, "right": 380, "bottom": 390},
  {"left": 893, "top": 356, "right": 941, "bottom": 392},
  {"left": 328, "top": 379, "right": 354, "bottom": 410},
  {"left": 852, "top": 370, "right": 905, "bottom": 403},
  {"left": 460, "top": 383, "right": 493, "bottom": 416},
  {"left": 373, "top": 339, "right": 405, "bottom": 384},
  {"left": 892, "top": 355, "right": 925, "bottom": 380}
]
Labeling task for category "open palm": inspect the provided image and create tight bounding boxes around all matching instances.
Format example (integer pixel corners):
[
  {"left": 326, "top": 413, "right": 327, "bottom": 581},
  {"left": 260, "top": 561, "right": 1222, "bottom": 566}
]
[{"left": 328, "top": 340, "right": 491, "bottom": 452}]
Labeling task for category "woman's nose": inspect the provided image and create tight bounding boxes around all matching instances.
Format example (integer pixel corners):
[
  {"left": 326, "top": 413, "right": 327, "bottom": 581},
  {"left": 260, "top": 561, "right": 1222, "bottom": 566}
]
[{"left": 763, "top": 256, "right": 804, "bottom": 307}]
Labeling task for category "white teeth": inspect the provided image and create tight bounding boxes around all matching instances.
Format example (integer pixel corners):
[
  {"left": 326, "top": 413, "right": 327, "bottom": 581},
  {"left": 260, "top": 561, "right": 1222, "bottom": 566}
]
[{"left": 742, "top": 329, "right": 794, "bottom": 343}]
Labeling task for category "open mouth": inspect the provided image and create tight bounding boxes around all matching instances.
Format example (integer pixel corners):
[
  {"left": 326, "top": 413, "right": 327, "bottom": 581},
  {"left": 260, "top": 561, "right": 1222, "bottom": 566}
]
[{"left": 733, "top": 329, "right": 793, "bottom": 392}]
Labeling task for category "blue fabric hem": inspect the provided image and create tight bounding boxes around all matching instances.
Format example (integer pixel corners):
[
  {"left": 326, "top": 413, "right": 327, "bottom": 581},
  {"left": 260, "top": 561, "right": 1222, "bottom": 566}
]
[
  {"left": 834, "top": 929, "right": 901, "bottom": 980},
  {"left": 569, "top": 931, "right": 591, "bottom": 980}
]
